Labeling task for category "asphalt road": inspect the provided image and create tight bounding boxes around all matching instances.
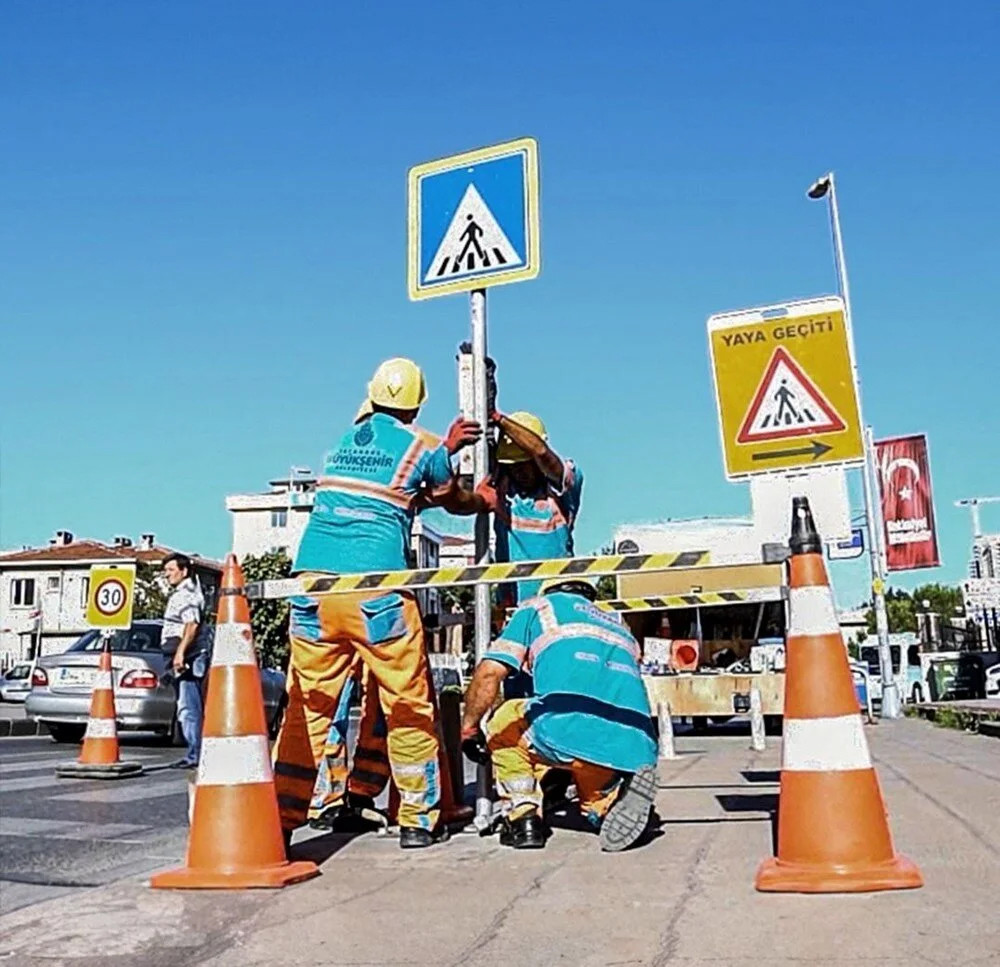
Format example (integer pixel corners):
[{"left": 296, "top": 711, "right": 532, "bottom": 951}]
[{"left": 0, "top": 733, "right": 191, "bottom": 914}]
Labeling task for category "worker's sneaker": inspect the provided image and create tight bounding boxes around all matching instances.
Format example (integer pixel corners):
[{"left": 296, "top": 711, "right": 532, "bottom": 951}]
[
  {"left": 399, "top": 825, "right": 451, "bottom": 850},
  {"left": 599, "top": 764, "right": 657, "bottom": 853},
  {"left": 499, "top": 812, "right": 547, "bottom": 850},
  {"left": 309, "top": 794, "right": 385, "bottom": 834}
]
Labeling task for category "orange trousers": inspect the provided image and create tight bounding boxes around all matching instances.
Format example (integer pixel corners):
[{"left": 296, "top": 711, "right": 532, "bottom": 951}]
[
  {"left": 273, "top": 586, "right": 441, "bottom": 832},
  {"left": 486, "top": 699, "right": 621, "bottom": 826}
]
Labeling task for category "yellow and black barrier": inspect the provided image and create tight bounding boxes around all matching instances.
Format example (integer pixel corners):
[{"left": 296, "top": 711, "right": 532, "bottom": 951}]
[
  {"left": 245, "top": 550, "right": 711, "bottom": 600},
  {"left": 595, "top": 587, "right": 785, "bottom": 613}
]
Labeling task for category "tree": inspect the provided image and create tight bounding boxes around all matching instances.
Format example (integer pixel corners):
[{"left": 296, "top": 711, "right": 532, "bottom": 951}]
[
  {"left": 133, "top": 561, "right": 169, "bottom": 620},
  {"left": 863, "top": 583, "right": 963, "bottom": 636},
  {"left": 911, "top": 583, "right": 964, "bottom": 622},
  {"left": 595, "top": 544, "right": 617, "bottom": 600},
  {"left": 241, "top": 550, "right": 292, "bottom": 671},
  {"left": 866, "top": 587, "right": 916, "bottom": 635}
]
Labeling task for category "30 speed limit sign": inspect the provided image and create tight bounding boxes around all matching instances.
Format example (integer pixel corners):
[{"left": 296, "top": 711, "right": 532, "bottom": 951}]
[{"left": 86, "top": 565, "right": 136, "bottom": 629}]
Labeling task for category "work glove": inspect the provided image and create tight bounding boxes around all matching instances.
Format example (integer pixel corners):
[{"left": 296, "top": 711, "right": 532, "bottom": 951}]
[
  {"left": 444, "top": 416, "right": 483, "bottom": 455},
  {"left": 461, "top": 726, "right": 490, "bottom": 765},
  {"left": 474, "top": 478, "right": 499, "bottom": 513}
]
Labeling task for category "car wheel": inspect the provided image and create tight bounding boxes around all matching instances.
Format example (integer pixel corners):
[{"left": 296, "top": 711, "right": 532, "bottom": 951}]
[
  {"left": 268, "top": 695, "right": 287, "bottom": 740},
  {"left": 48, "top": 723, "right": 86, "bottom": 743}
]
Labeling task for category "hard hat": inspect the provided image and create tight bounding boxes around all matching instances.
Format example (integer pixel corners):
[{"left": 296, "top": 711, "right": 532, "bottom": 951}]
[
  {"left": 540, "top": 577, "right": 597, "bottom": 601},
  {"left": 497, "top": 411, "right": 547, "bottom": 465},
  {"left": 366, "top": 358, "right": 428, "bottom": 412},
  {"left": 354, "top": 399, "right": 374, "bottom": 423}
]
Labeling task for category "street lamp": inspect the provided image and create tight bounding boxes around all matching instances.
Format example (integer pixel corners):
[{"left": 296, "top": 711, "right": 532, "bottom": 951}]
[{"left": 807, "top": 171, "right": 902, "bottom": 719}]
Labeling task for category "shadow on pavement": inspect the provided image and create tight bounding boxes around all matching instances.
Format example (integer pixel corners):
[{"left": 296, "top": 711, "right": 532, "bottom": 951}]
[
  {"left": 716, "top": 792, "right": 779, "bottom": 852},
  {"left": 740, "top": 769, "right": 781, "bottom": 784}
]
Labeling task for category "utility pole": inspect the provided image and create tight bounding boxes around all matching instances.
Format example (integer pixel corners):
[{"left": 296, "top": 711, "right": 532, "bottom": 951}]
[{"left": 807, "top": 172, "right": 901, "bottom": 719}]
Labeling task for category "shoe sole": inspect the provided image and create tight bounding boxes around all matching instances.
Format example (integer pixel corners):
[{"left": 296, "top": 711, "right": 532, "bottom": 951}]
[{"left": 599, "top": 764, "right": 657, "bottom": 853}]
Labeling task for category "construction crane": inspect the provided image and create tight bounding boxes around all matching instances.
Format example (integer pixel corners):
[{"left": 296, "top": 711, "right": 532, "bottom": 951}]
[{"left": 955, "top": 496, "right": 1000, "bottom": 539}]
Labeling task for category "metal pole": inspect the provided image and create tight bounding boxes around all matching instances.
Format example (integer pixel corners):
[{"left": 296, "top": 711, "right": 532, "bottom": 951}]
[
  {"left": 470, "top": 288, "right": 494, "bottom": 827},
  {"left": 822, "top": 173, "right": 901, "bottom": 719}
]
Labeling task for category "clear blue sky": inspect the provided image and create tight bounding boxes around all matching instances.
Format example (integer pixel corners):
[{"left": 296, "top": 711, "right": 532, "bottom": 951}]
[{"left": 3, "top": 0, "right": 998, "bottom": 608}]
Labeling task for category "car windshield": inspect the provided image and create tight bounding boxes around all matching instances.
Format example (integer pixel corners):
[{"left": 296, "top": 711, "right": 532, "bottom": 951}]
[
  {"left": 6, "top": 664, "right": 31, "bottom": 679},
  {"left": 69, "top": 627, "right": 163, "bottom": 653}
]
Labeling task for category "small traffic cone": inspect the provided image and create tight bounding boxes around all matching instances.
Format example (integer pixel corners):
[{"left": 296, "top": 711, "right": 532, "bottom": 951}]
[
  {"left": 56, "top": 638, "right": 143, "bottom": 779},
  {"left": 151, "top": 555, "right": 319, "bottom": 889},
  {"left": 755, "top": 498, "right": 922, "bottom": 893}
]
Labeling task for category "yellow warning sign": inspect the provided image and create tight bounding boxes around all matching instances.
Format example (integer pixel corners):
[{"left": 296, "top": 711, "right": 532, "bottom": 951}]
[
  {"left": 86, "top": 564, "right": 136, "bottom": 629},
  {"left": 708, "top": 296, "right": 864, "bottom": 479}
]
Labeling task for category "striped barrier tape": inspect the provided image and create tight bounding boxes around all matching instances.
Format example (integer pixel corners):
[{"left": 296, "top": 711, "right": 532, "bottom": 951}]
[
  {"left": 596, "top": 587, "right": 786, "bottom": 612},
  {"left": 245, "top": 550, "right": 711, "bottom": 600}
]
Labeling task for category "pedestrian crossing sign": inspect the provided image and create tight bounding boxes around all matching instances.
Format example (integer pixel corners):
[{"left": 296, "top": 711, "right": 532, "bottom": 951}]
[
  {"left": 708, "top": 296, "right": 864, "bottom": 479},
  {"left": 407, "top": 138, "right": 540, "bottom": 300}
]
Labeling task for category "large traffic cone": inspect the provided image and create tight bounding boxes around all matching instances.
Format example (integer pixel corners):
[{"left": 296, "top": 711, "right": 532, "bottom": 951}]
[
  {"left": 151, "top": 555, "right": 319, "bottom": 889},
  {"left": 56, "top": 638, "right": 143, "bottom": 779},
  {"left": 755, "top": 497, "right": 922, "bottom": 893}
]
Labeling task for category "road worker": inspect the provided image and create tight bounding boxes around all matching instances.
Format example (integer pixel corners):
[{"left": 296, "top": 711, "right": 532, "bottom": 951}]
[
  {"left": 274, "top": 357, "right": 495, "bottom": 850},
  {"left": 459, "top": 578, "right": 658, "bottom": 851},
  {"left": 492, "top": 410, "right": 584, "bottom": 602}
]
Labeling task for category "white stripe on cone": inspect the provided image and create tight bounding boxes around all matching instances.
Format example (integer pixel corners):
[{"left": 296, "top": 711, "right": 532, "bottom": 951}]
[
  {"left": 787, "top": 586, "right": 840, "bottom": 638},
  {"left": 84, "top": 718, "right": 118, "bottom": 739},
  {"left": 197, "top": 735, "right": 273, "bottom": 786},
  {"left": 783, "top": 715, "right": 872, "bottom": 772},
  {"left": 93, "top": 671, "right": 113, "bottom": 690},
  {"left": 211, "top": 623, "right": 258, "bottom": 667}
]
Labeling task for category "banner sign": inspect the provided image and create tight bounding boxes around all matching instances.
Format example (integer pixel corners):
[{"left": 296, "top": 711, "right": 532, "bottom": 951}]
[{"left": 875, "top": 434, "right": 940, "bottom": 571}]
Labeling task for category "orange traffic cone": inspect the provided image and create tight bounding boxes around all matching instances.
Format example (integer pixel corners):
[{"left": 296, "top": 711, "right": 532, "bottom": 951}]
[
  {"left": 56, "top": 637, "right": 143, "bottom": 779},
  {"left": 755, "top": 497, "right": 922, "bottom": 893},
  {"left": 151, "top": 555, "right": 319, "bottom": 889}
]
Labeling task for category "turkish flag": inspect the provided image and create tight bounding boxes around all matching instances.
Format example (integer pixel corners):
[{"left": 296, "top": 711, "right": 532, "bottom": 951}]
[{"left": 875, "top": 434, "right": 940, "bottom": 571}]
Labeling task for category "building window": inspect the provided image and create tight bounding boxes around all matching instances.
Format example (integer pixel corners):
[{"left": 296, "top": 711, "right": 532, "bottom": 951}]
[
  {"left": 271, "top": 509, "right": 288, "bottom": 528},
  {"left": 46, "top": 576, "right": 61, "bottom": 591},
  {"left": 11, "top": 578, "right": 36, "bottom": 608},
  {"left": 81, "top": 577, "right": 90, "bottom": 607}
]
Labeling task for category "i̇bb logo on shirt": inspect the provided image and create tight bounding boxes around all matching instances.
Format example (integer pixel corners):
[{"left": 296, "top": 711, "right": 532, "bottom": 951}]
[{"left": 354, "top": 422, "right": 374, "bottom": 447}]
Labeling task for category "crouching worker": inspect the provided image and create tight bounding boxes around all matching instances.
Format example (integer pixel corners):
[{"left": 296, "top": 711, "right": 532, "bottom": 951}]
[{"left": 460, "top": 578, "right": 658, "bottom": 852}]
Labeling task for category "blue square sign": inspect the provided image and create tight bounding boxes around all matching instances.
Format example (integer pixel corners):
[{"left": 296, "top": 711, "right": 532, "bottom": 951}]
[{"left": 407, "top": 138, "right": 540, "bottom": 300}]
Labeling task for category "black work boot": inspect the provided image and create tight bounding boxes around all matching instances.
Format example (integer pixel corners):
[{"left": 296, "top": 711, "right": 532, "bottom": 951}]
[
  {"left": 599, "top": 764, "right": 657, "bottom": 853},
  {"left": 309, "top": 793, "right": 385, "bottom": 834},
  {"left": 499, "top": 812, "right": 547, "bottom": 849},
  {"left": 399, "top": 824, "right": 451, "bottom": 850}
]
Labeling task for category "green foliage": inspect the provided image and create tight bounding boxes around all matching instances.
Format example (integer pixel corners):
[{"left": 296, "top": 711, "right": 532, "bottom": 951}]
[
  {"left": 133, "top": 561, "right": 169, "bottom": 620},
  {"left": 241, "top": 550, "right": 292, "bottom": 671},
  {"left": 864, "top": 582, "right": 964, "bottom": 635}
]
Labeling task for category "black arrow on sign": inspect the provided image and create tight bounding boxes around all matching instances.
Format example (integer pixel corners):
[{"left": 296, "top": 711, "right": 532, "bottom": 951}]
[{"left": 751, "top": 440, "right": 833, "bottom": 462}]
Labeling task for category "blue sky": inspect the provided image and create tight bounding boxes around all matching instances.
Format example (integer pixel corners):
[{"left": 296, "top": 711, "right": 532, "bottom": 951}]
[{"left": 2, "top": 0, "right": 998, "bottom": 607}]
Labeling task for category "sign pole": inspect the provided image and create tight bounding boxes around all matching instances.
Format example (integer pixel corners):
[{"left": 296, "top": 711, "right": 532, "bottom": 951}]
[
  {"left": 821, "top": 173, "right": 900, "bottom": 719},
  {"left": 470, "top": 287, "right": 494, "bottom": 827}
]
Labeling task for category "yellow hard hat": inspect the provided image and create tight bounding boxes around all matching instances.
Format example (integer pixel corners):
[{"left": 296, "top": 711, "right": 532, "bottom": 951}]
[
  {"left": 497, "top": 411, "right": 547, "bottom": 464},
  {"left": 366, "top": 358, "right": 428, "bottom": 412},
  {"left": 354, "top": 399, "right": 374, "bottom": 423}
]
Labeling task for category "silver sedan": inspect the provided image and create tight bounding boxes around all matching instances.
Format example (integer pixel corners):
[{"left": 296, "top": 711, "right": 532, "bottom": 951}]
[{"left": 26, "top": 620, "right": 286, "bottom": 744}]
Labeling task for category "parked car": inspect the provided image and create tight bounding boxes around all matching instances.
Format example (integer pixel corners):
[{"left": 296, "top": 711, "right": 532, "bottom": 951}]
[
  {"left": 986, "top": 663, "right": 1000, "bottom": 700},
  {"left": 26, "top": 620, "right": 286, "bottom": 743},
  {"left": 950, "top": 651, "right": 1000, "bottom": 701},
  {"left": 0, "top": 663, "right": 33, "bottom": 703}
]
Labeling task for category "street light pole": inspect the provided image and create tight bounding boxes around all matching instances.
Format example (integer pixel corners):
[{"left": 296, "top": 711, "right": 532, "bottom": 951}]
[{"left": 808, "top": 172, "right": 901, "bottom": 719}]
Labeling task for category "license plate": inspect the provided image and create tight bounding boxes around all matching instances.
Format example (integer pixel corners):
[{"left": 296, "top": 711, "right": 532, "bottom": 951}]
[{"left": 57, "top": 667, "right": 98, "bottom": 686}]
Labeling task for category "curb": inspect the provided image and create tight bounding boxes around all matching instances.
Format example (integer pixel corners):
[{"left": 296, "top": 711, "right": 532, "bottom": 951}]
[
  {"left": 980, "top": 720, "right": 1000, "bottom": 739},
  {"left": 0, "top": 718, "right": 46, "bottom": 738}
]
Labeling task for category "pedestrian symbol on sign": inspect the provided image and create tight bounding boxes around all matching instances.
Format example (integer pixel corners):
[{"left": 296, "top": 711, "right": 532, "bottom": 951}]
[{"left": 426, "top": 184, "right": 522, "bottom": 282}]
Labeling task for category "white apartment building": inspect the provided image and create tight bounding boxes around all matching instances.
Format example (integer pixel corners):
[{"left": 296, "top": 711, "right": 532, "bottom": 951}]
[
  {"left": 0, "top": 531, "right": 221, "bottom": 665},
  {"left": 225, "top": 475, "right": 451, "bottom": 616}
]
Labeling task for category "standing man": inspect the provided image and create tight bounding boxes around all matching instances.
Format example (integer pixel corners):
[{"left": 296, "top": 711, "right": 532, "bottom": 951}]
[
  {"left": 460, "top": 578, "right": 658, "bottom": 852},
  {"left": 161, "top": 553, "right": 210, "bottom": 770},
  {"left": 493, "top": 411, "right": 584, "bottom": 601},
  {"left": 273, "top": 357, "right": 495, "bottom": 849}
]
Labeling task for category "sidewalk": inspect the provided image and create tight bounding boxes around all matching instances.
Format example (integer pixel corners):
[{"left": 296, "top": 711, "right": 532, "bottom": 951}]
[{"left": 2, "top": 717, "right": 997, "bottom": 967}]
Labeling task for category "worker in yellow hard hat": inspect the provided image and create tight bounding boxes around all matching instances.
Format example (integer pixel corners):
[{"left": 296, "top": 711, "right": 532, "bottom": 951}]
[
  {"left": 492, "top": 410, "right": 584, "bottom": 601},
  {"left": 274, "top": 357, "right": 496, "bottom": 851}
]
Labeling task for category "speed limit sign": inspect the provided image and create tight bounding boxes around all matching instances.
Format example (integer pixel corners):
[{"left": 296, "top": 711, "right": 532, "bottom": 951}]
[{"left": 86, "top": 565, "right": 136, "bottom": 629}]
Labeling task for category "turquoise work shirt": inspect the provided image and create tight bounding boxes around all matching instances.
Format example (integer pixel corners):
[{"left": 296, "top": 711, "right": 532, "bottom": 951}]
[
  {"left": 294, "top": 413, "right": 452, "bottom": 575},
  {"left": 494, "top": 460, "right": 583, "bottom": 600},
  {"left": 483, "top": 591, "right": 657, "bottom": 774}
]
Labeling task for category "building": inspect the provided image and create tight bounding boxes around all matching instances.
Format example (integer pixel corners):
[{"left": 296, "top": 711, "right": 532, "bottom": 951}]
[
  {"left": 225, "top": 475, "right": 450, "bottom": 616},
  {"left": 0, "top": 531, "right": 221, "bottom": 666},
  {"left": 970, "top": 533, "right": 1000, "bottom": 579}
]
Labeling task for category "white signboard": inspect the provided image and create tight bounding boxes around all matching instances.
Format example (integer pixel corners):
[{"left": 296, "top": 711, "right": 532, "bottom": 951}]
[{"left": 751, "top": 466, "right": 852, "bottom": 545}]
